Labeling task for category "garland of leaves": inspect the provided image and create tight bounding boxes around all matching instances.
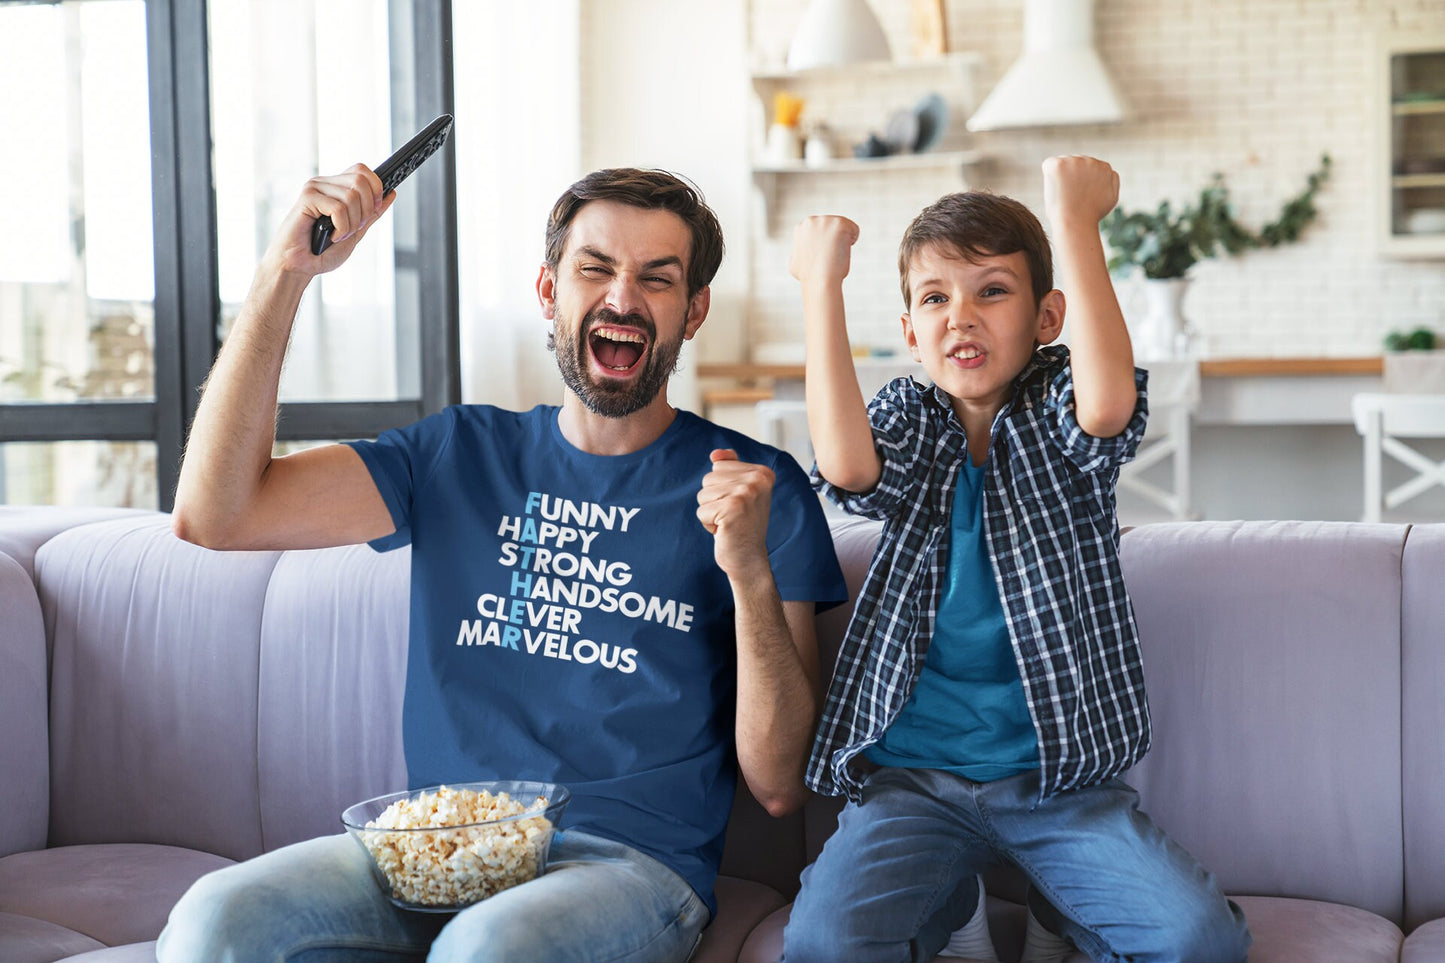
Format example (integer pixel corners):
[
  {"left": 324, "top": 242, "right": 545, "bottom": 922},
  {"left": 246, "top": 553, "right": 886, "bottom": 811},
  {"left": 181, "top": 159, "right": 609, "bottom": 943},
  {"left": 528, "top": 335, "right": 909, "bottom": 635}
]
[{"left": 1101, "top": 155, "right": 1332, "bottom": 280}]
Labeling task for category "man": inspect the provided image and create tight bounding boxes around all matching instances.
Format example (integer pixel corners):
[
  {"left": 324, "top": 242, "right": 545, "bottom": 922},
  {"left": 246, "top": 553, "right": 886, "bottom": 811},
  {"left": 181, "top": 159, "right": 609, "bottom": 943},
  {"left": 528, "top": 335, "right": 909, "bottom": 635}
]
[{"left": 159, "top": 163, "right": 845, "bottom": 961}]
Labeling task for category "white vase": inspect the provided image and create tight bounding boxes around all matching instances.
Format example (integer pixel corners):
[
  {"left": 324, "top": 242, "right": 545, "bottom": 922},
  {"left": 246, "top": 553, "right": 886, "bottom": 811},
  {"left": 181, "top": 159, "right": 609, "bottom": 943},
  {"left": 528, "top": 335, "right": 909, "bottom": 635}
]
[
  {"left": 1137, "top": 277, "right": 1192, "bottom": 360},
  {"left": 766, "top": 122, "right": 802, "bottom": 164}
]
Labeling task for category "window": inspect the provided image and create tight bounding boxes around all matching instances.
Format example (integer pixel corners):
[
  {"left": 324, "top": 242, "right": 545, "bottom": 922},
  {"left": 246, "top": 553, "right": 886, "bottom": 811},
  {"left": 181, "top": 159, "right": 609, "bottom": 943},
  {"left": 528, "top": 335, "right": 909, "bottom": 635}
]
[{"left": 0, "top": 0, "right": 459, "bottom": 510}]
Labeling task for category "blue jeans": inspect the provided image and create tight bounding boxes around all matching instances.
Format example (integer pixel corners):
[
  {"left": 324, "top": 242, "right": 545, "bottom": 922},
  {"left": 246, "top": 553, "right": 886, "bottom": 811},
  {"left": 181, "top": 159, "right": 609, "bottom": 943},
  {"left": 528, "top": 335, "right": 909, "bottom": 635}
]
[
  {"left": 783, "top": 767, "right": 1250, "bottom": 963},
  {"left": 157, "top": 830, "right": 708, "bottom": 962}
]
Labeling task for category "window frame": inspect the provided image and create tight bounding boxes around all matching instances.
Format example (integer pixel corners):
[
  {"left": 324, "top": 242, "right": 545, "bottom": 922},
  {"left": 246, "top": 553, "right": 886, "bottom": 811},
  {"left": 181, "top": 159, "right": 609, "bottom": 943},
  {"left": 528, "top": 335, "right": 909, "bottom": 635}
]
[{"left": 0, "top": 0, "right": 460, "bottom": 511}]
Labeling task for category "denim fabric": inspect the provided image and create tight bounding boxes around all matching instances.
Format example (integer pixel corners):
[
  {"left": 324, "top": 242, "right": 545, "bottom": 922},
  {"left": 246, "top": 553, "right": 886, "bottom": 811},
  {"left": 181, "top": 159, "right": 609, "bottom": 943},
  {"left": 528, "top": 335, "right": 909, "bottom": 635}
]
[
  {"left": 782, "top": 767, "right": 1250, "bottom": 963},
  {"left": 157, "top": 830, "right": 708, "bottom": 963}
]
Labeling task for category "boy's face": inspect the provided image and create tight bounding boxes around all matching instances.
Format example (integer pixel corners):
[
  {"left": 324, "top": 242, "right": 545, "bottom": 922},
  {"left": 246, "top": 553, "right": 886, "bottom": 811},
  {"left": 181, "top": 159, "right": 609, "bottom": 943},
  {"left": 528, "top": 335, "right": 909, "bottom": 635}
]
[{"left": 900, "top": 244, "right": 1063, "bottom": 422}]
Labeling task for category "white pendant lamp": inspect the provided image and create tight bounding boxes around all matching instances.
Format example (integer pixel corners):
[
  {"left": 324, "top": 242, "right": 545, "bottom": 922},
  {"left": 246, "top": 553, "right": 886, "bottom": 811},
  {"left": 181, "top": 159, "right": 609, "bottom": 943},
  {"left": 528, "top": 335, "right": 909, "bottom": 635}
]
[
  {"left": 966, "top": 0, "right": 1126, "bottom": 131},
  {"left": 786, "top": 0, "right": 893, "bottom": 72}
]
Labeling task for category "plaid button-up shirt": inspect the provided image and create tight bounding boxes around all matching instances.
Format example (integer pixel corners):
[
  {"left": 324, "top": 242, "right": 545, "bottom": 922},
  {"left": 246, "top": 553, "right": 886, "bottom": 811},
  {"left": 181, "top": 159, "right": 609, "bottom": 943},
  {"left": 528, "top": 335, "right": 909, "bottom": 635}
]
[{"left": 808, "top": 345, "right": 1152, "bottom": 802}]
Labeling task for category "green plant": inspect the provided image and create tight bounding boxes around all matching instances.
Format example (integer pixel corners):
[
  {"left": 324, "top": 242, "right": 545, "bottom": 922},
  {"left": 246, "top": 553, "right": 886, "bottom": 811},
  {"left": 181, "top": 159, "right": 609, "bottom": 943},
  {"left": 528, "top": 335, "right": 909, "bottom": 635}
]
[
  {"left": 1101, "top": 155, "right": 1331, "bottom": 280},
  {"left": 1384, "top": 326, "right": 1438, "bottom": 351}
]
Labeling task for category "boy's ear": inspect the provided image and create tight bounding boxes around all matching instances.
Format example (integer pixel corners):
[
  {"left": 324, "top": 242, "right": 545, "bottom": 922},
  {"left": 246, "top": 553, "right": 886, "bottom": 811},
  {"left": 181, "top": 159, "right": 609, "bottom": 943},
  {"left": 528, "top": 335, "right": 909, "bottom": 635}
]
[
  {"left": 1035, "top": 289, "right": 1065, "bottom": 345},
  {"left": 900, "top": 312, "right": 922, "bottom": 362}
]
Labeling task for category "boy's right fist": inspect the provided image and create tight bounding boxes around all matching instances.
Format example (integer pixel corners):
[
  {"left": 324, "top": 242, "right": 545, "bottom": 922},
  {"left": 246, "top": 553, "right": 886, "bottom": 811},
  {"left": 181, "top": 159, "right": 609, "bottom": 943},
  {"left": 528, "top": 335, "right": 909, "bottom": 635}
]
[{"left": 789, "top": 215, "right": 860, "bottom": 287}]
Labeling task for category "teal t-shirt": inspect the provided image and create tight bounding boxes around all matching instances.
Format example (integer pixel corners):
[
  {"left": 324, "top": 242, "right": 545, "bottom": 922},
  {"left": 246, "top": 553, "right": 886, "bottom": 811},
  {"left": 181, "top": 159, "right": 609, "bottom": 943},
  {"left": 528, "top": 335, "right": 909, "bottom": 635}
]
[{"left": 865, "top": 457, "right": 1039, "bottom": 781}]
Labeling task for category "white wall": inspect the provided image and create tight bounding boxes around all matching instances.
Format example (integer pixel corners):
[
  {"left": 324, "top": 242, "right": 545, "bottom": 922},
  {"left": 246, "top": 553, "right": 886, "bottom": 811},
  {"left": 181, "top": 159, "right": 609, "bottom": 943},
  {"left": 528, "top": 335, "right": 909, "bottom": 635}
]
[{"left": 578, "top": 0, "right": 751, "bottom": 411}]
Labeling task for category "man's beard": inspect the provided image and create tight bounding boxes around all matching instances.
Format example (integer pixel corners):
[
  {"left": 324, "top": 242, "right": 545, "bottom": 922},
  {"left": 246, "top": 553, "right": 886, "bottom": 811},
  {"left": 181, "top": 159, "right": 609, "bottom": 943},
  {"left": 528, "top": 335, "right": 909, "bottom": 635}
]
[{"left": 548, "top": 307, "right": 684, "bottom": 418}]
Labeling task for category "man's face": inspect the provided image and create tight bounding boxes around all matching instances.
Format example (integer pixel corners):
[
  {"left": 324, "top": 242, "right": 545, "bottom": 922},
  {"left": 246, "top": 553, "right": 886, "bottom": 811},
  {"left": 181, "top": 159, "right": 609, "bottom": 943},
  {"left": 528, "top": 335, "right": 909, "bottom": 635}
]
[
  {"left": 538, "top": 200, "right": 707, "bottom": 418},
  {"left": 900, "top": 244, "right": 1062, "bottom": 420}
]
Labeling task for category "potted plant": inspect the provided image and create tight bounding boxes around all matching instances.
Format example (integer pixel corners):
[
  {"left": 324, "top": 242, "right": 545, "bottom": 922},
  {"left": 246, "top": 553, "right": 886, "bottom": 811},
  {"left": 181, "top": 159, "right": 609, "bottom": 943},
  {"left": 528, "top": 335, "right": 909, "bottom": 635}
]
[{"left": 1100, "top": 155, "right": 1331, "bottom": 358}]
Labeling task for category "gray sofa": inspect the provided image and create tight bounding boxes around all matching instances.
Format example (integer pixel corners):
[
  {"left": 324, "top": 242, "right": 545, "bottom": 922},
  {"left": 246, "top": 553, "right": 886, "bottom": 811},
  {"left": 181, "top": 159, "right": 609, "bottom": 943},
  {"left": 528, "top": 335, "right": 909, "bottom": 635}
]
[{"left": 2, "top": 505, "right": 1443, "bottom": 962}]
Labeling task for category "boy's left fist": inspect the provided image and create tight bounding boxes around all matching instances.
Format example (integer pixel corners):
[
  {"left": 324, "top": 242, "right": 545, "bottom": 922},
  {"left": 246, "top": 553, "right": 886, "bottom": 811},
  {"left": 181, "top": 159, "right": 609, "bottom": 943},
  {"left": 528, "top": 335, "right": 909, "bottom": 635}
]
[
  {"left": 1043, "top": 154, "right": 1120, "bottom": 226},
  {"left": 789, "top": 215, "right": 860, "bottom": 288},
  {"left": 697, "top": 449, "right": 774, "bottom": 579}
]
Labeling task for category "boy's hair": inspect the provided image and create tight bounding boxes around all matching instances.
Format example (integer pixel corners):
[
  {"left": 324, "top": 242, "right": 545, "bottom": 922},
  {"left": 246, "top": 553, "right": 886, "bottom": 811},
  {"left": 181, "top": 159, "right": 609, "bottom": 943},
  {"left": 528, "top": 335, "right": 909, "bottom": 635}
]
[
  {"left": 898, "top": 191, "right": 1053, "bottom": 309},
  {"left": 545, "top": 168, "right": 724, "bottom": 299}
]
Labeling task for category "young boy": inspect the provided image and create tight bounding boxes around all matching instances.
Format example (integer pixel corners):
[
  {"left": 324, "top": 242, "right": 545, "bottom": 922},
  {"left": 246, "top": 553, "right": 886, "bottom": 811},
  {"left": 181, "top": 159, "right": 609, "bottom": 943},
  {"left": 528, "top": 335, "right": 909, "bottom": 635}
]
[{"left": 781, "top": 157, "right": 1251, "bottom": 963}]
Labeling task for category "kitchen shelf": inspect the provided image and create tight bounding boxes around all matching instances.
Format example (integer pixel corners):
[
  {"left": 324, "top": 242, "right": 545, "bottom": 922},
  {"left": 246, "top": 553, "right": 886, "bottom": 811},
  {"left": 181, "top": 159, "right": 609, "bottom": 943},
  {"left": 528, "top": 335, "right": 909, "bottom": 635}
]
[
  {"left": 1392, "top": 99, "right": 1445, "bottom": 115},
  {"left": 748, "top": 53, "right": 988, "bottom": 235},
  {"left": 752, "top": 148, "right": 986, "bottom": 175},
  {"left": 1393, "top": 173, "right": 1445, "bottom": 189},
  {"left": 1377, "top": 33, "right": 1445, "bottom": 258}
]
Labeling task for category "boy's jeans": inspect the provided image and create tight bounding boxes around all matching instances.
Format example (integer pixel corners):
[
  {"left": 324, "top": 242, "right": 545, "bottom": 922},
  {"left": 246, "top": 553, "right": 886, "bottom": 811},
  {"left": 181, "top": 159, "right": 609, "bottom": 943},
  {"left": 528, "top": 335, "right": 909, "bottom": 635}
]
[
  {"left": 783, "top": 766, "right": 1250, "bottom": 963},
  {"left": 157, "top": 830, "right": 707, "bottom": 962}
]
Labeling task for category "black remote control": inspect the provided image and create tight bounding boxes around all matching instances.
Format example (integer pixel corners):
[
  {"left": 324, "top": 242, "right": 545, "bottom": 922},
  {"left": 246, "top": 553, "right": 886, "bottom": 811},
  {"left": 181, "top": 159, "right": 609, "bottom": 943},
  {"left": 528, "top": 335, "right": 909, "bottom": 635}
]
[{"left": 309, "top": 113, "right": 455, "bottom": 256}]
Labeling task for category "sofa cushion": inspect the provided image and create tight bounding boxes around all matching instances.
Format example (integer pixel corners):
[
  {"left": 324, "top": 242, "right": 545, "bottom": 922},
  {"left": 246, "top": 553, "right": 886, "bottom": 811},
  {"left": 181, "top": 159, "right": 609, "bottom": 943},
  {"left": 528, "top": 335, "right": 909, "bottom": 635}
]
[
  {"left": 1231, "top": 896, "right": 1402, "bottom": 961},
  {"left": 1402, "top": 523, "right": 1445, "bottom": 930},
  {"left": 718, "top": 781, "right": 806, "bottom": 903},
  {"left": 692, "top": 876, "right": 788, "bottom": 963},
  {"left": 38, "top": 517, "right": 282, "bottom": 859},
  {"left": 0, "top": 911, "right": 105, "bottom": 963},
  {"left": 1119, "top": 521, "right": 1407, "bottom": 923},
  {"left": 0, "top": 551, "right": 49, "bottom": 858},
  {"left": 0, "top": 844, "right": 233, "bottom": 949},
  {"left": 0, "top": 507, "right": 145, "bottom": 579},
  {"left": 255, "top": 543, "right": 412, "bottom": 851},
  {"left": 1403, "top": 917, "right": 1445, "bottom": 962},
  {"left": 58, "top": 942, "right": 159, "bottom": 962}
]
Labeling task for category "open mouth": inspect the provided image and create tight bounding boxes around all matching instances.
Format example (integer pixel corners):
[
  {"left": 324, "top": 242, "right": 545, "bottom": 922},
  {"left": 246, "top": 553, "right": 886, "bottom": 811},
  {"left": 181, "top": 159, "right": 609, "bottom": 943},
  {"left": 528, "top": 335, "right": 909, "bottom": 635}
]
[
  {"left": 950, "top": 344, "right": 986, "bottom": 368},
  {"left": 589, "top": 326, "right": 648, "bottom": 373}
]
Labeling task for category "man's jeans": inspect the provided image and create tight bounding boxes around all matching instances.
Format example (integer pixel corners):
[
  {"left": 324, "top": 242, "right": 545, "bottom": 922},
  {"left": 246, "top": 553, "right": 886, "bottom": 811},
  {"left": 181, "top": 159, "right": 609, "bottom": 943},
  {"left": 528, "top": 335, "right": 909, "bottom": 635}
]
[
  {"left": 157, "top": 830, "right": 708, "bottom": 962},
  {"left": 783, "top": 767, "right": 1251, "bottom": 963}
]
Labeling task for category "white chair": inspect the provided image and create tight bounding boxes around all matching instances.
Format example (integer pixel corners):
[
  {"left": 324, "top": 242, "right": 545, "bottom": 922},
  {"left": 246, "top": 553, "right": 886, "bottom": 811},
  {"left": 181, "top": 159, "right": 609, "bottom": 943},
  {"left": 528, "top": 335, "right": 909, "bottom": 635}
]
[
  {"left": 754, "top": 398, "right": 812, "bottom": 469},
  {"left": 753, "top": 359, "right": 924, "bottom": 471},
  {"left": 1119, "top": 360, "right": 1200, "bottom": 521},
  {"left": 1351, "top": 392, "right": 1445, "bottom": 522}
]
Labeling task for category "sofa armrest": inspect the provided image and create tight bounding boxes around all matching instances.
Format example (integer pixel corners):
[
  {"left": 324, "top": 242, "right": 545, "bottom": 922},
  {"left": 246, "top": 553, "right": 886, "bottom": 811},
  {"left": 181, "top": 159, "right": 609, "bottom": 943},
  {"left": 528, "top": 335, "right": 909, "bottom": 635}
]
[{"left": 0, "top": 550, "right": 50, "bottom": 856}]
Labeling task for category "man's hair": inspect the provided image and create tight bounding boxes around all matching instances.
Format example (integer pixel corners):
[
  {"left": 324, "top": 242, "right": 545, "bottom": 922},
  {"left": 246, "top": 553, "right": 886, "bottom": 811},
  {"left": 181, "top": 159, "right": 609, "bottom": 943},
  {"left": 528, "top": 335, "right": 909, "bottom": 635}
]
[
  {"left": 897, "top": 191, "right": 1053, "bottom": 309},
  {"left": 545, "top": 168, "right": 724, "bottom": 299}
]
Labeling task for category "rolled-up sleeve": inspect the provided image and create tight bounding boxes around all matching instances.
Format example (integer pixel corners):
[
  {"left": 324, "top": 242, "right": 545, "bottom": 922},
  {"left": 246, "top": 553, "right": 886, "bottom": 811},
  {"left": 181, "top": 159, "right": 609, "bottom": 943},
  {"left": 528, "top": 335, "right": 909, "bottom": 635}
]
[
  {"left": 812, "top": 377, "right": 928, "bottom": 519},
  {"left": 1045, "top": 365, "right": 1149, "bottom": 474}
]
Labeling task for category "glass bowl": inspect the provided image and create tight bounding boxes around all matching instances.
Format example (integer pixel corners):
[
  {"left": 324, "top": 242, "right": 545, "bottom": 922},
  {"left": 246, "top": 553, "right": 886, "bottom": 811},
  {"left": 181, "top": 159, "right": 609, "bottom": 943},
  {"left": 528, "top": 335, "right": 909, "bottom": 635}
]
[{"left": 341, "top": 780, "right": 570, "bottom": 912}]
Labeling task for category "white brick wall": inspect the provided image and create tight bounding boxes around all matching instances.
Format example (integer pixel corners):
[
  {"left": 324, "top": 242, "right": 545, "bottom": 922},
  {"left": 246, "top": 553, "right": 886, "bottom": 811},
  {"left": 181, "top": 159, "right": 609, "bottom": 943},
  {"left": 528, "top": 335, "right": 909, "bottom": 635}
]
[{"left": 744, "top": 0, "right": 1445, "bottom": 360}]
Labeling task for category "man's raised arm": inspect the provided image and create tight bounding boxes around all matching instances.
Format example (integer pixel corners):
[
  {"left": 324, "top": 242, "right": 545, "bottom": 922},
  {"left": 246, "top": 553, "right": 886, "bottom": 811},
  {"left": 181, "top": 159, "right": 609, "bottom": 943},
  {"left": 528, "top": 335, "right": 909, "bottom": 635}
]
[
  {"left": 697, "top": 449, "right": 820, "bottom": 817},
  {"left": 172, "top": 166, "right": 398, "bottom": 551}
]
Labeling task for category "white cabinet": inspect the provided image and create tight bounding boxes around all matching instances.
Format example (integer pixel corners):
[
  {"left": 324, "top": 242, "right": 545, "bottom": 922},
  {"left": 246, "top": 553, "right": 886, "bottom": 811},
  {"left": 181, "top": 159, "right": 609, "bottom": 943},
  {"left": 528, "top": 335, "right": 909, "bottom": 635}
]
[
  {"left": 1378, "top": 33, "right": 1445, "bottom": 258},
  {"left": 749, "top": 53, "right": 988, "bottom": 233}
]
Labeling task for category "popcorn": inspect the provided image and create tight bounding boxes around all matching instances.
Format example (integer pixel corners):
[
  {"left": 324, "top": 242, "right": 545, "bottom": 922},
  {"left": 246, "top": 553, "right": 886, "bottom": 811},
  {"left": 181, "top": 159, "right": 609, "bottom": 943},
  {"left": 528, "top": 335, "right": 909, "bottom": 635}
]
[{"left": 359, "top": 785, "right": 554, "bottom": 907}]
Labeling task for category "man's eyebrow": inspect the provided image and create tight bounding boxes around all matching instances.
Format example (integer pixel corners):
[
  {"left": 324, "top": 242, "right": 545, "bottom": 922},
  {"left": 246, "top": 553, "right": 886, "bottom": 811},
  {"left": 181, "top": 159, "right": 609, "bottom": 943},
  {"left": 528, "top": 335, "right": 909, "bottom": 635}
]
[
  {"left": 641, "top": 256, "right": 684, "bottom": 274},
  {"left": 572, "top": 247, "right": 684, "bottom": 274},
  {"left": 574, "top": 246, "right": 616, "bottom": 265}
]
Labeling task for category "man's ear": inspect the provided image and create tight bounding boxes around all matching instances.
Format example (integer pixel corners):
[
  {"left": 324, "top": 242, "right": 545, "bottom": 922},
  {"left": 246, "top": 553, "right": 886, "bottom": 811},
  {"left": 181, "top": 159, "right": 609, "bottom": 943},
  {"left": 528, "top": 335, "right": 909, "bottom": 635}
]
[
  {"left": 900, "top": 312, "right": 922, "bottom": 362},
  {"left": 1036, "top": 289, "right": 1065, "bottom": 345},
  {"left": 536, "top": 263, "right": 557, "bottom": 320},
  {"left": 683, "top": 286, "right": 711, "bottom": 341}
]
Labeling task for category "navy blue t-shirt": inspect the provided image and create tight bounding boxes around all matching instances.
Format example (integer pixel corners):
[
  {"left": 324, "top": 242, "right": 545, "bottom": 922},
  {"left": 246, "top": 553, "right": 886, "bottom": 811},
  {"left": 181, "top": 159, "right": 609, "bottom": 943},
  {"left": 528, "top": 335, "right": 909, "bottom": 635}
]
[{"left": 347, "top": 405, "right": 846, "bottom": 914}]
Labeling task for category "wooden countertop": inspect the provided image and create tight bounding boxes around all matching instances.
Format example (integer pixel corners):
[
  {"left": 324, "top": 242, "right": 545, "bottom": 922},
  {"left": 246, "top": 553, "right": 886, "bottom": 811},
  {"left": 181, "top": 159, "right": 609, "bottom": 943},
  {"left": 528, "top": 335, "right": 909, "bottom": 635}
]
[{"left": 698, "top": 357, "right": 1383, "bottom": 381}]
